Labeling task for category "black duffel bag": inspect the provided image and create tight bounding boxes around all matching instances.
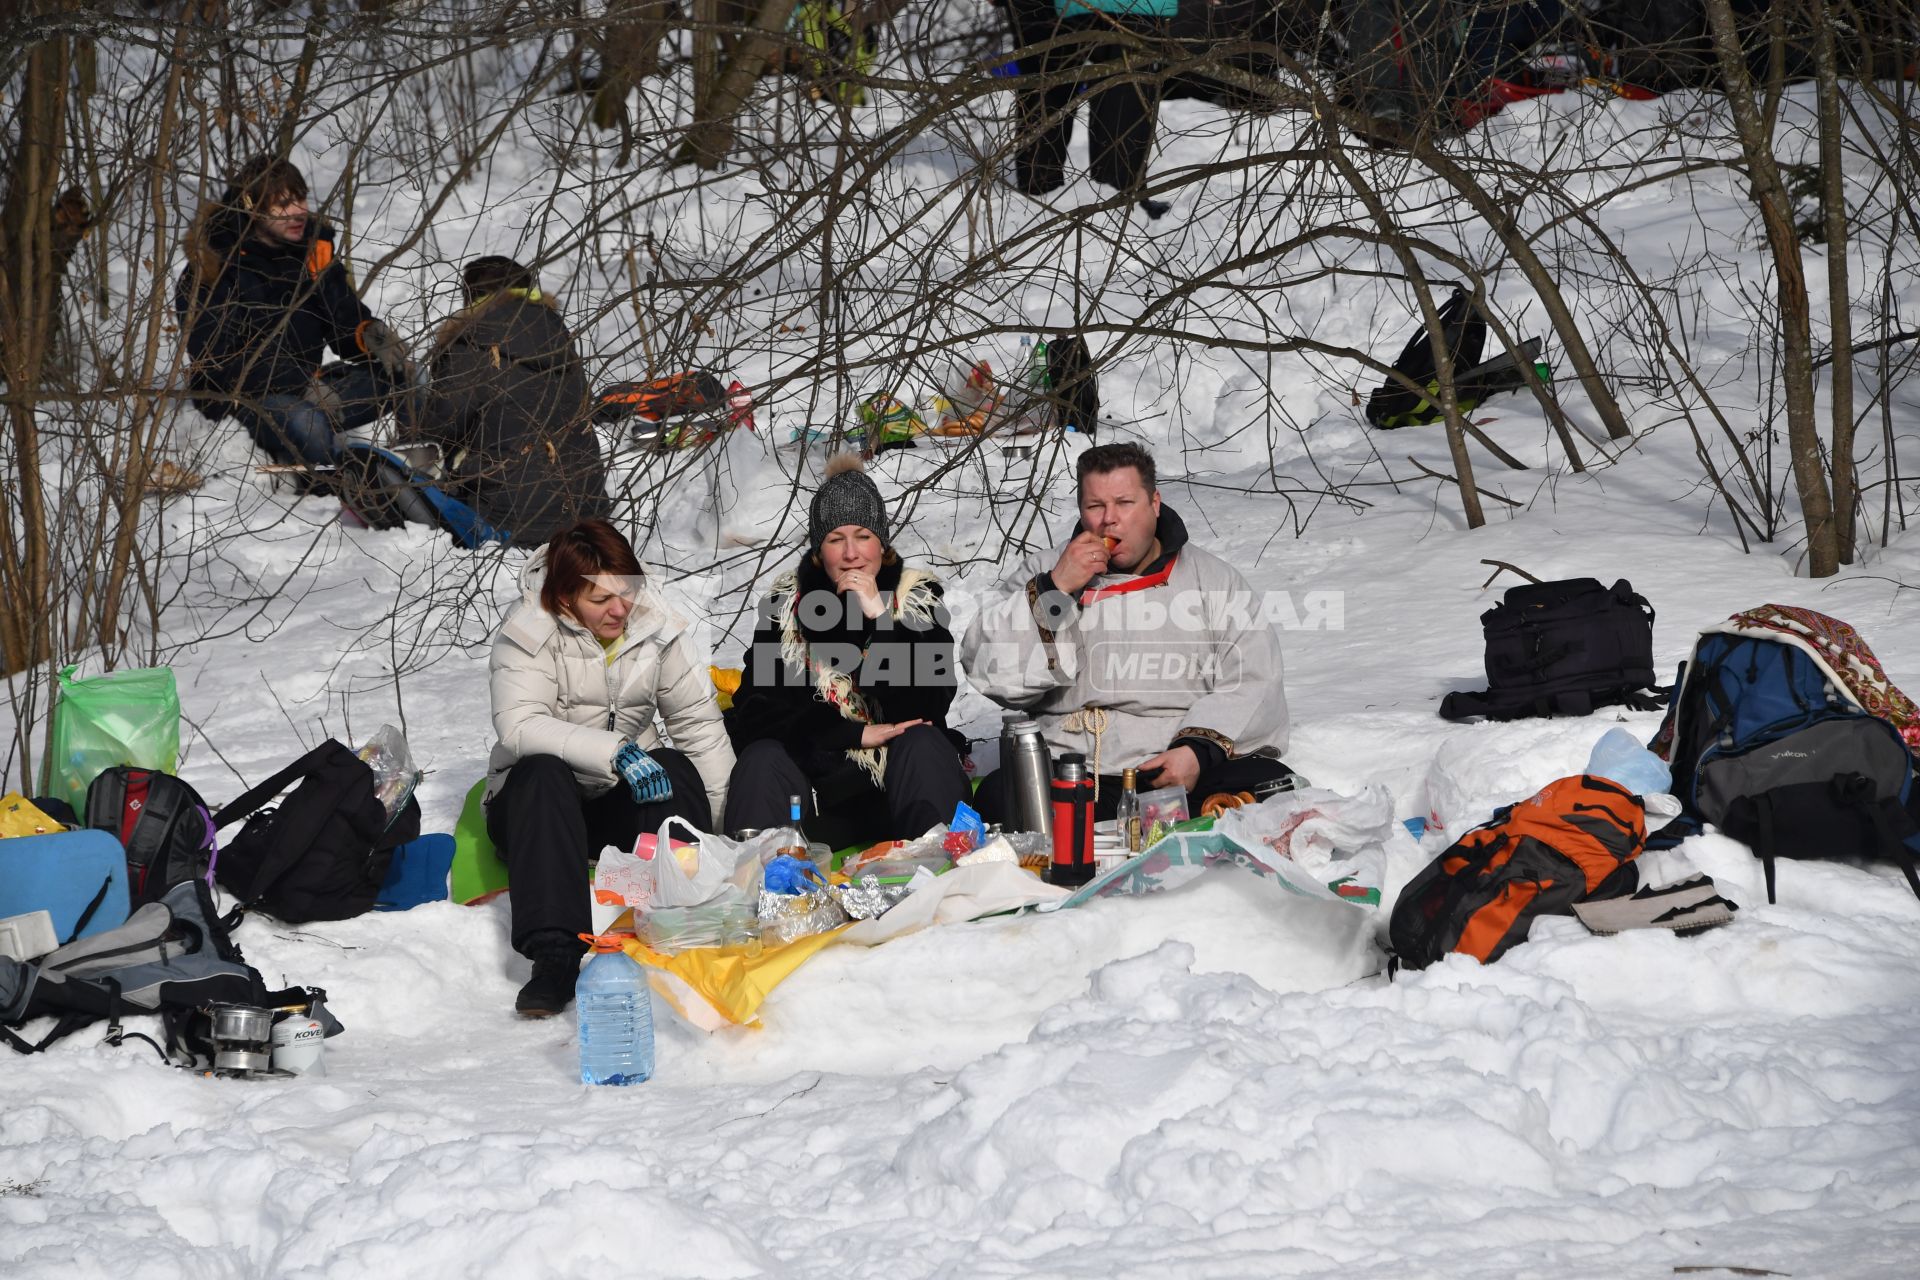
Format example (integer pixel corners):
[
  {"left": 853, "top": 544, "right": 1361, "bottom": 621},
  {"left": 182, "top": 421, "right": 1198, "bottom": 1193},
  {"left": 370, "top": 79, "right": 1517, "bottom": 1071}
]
[
  {"left": 213, "top": 740, "right": 421, "bottom": 923},
  {"left": 1440, "top": 578, "right": 1666, "bottom": 722}
]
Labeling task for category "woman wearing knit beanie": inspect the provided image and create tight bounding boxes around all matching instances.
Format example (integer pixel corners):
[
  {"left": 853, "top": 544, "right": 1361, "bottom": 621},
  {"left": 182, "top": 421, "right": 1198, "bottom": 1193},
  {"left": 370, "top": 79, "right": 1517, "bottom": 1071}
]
[{"left": 722, "top": 455, "right": 970, "bottom": 847}]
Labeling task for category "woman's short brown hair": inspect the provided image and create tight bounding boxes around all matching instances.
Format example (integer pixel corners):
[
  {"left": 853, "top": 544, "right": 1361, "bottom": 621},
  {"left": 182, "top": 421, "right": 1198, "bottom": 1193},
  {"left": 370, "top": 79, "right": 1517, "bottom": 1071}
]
[{"left": 540, "top": 519, "right": 643, "bottom": 617}]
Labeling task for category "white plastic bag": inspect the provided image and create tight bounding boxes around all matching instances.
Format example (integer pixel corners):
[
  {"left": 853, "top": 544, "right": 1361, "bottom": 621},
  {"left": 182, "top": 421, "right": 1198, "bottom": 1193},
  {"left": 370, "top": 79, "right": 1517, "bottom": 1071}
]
[
  {"left": 1211, "top": 785, "right": 1423, "bottom": 895},
  {"left": 647, "top": 818, "right": 776, "bottom": 910}
]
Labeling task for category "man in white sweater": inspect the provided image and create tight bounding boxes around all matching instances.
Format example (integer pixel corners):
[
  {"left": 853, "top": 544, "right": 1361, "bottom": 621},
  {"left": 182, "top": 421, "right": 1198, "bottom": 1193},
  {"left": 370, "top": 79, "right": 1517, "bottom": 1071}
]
[{"left": 962, "top": 442, "right": 1296, "bottom": 821}]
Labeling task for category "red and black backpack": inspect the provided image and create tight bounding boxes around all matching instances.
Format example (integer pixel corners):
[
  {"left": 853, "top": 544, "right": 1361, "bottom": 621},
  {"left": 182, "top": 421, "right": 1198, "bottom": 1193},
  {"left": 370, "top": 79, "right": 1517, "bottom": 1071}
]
[{"left": 84, "top": 767, "right": 218, "bottom": 908}]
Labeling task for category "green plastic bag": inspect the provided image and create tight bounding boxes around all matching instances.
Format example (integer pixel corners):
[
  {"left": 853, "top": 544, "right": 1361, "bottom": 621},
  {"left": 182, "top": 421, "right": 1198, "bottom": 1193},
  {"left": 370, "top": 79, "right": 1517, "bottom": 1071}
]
[{"left": 42, "top": 664, "right": 181, "bottom": 811}]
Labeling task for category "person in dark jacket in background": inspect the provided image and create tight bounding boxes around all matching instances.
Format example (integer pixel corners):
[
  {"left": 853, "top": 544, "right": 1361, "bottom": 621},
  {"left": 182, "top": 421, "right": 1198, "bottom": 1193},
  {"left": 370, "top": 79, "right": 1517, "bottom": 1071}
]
[
  {"left": 722, "top": 455, "right": 970, "bottom": 849},
  {"left": 174, "top": 156, "right": 412, "bottom": 466},
  {"left": 413, "top": 256, "right": 610, "bottom": 547}
]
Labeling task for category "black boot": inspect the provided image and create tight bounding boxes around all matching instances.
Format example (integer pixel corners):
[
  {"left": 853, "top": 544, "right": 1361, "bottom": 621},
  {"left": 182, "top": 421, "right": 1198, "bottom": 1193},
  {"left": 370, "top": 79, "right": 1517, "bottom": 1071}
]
[{"left": 515, "top": 934, "right": 585, "bottom": 1019}]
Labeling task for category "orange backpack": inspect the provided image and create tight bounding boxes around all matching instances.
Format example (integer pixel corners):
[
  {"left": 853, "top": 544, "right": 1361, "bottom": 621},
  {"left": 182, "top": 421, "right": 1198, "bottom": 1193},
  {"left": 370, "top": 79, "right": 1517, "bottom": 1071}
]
[{"left": 1390, "top": 775, "right": 1646, "bottom": 969}]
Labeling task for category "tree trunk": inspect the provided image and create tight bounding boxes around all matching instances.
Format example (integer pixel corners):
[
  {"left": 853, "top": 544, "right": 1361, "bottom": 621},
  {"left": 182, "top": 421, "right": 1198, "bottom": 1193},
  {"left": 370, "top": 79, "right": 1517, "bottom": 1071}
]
[
  {"left": 1702, "top": 0, "right": 1836, "bottom": 576},
  {"left": 1813, "top": 4, "right": 1857, "bottom": 563},
  {"left": 0, "top": 3, "right": 70, "bottom": 788},
  {"left": 593, "top": 0, "right": 674, "bottom": 132},
  {"left": 677, "top": 0, "right": 802, "bottom": 169},
  {"left": 0, "top": 17, "right": 69, "bottom": 635},
  {"left": 1322, "top": 127, "right": 1485, "bottom": 528}
]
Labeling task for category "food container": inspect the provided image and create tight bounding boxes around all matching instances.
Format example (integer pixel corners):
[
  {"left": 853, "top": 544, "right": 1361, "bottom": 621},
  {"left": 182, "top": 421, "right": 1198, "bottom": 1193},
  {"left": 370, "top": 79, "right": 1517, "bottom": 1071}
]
[{"left": 640, "top": 892, "right": 759, "bottom": 954}]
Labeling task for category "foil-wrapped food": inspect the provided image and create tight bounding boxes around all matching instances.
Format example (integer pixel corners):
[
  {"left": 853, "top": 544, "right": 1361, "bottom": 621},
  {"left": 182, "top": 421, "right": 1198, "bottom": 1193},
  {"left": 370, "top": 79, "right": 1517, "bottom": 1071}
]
[
  {"left": 830, "top": 873, "right": 913, "bottom": 920},
  {"left": 756, "top": 886, "right": 850, "bottom": 945}
]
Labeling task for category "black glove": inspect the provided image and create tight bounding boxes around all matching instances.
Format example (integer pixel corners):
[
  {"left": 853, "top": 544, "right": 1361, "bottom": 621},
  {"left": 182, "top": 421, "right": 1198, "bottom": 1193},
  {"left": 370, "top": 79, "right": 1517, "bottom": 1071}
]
[{"left": 359, "top": 318, "right": 410, "bottom": 381}]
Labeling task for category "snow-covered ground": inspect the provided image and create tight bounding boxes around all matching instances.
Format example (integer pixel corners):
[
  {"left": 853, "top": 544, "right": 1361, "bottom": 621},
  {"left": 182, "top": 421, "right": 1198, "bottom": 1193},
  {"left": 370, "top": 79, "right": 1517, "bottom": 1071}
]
[{"left": 8, "top": 14, "right": 1920, "bottom": 1278}]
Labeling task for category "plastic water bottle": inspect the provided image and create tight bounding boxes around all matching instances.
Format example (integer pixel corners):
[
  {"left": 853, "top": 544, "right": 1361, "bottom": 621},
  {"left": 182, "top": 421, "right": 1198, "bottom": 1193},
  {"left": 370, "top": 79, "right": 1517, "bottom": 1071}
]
[{"left": 577, "top": 939, "right": 654, "bottom": 1086}]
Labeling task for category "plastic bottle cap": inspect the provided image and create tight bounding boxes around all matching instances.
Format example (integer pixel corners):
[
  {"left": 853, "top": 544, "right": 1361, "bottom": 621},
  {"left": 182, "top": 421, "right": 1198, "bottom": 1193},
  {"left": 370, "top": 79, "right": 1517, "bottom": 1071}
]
[{"left": 579, "top": 933, "right": 628, "bottom": 953}]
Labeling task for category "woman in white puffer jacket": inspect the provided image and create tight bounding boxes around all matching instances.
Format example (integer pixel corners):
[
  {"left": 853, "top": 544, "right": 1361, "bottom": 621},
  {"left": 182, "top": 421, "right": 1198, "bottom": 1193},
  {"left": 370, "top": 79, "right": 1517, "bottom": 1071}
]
[{"left": 486, "top": 518, "right": 733, "bottom": 1017}]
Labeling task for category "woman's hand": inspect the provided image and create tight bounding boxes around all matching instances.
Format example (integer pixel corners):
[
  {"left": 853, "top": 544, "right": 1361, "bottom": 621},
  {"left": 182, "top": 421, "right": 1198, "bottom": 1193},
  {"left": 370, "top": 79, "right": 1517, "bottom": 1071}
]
[
  {"left": 836, "top": 568, "right": 887, "bottom": 620},
  {"left": 860, "top": 719, "right": 928, "bottom": 748}
]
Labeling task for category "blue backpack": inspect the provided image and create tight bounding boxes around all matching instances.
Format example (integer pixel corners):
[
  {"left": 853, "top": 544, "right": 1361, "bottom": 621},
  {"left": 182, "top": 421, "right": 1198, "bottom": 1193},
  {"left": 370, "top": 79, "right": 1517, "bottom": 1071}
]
[{"left": 1654, "top": 623, "right": 1920, "bottom": 904}]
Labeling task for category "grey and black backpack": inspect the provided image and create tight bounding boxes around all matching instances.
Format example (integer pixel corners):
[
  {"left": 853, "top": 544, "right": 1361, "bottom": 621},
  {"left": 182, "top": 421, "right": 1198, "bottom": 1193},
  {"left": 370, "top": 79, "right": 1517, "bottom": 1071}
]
[{"left": 0, "top": 879, "right": 319, "bottom": 1063}]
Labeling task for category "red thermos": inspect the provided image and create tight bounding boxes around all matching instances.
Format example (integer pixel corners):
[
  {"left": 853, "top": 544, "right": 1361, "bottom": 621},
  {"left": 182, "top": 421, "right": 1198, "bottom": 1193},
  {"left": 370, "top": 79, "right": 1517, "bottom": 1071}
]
[{"left": 1049, "top": 752, "right": 1095, "bottom": 886}]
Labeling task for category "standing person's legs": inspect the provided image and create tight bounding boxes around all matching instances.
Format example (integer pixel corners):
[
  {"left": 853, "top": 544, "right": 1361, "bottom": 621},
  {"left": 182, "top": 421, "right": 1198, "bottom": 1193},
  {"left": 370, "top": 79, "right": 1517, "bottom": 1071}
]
[
  {"left": 1084, "top": 37, "right": 1162, "bottom": 197},
  {"left": 1009, "top": 0, "right": 1082, "bottom": 194}
]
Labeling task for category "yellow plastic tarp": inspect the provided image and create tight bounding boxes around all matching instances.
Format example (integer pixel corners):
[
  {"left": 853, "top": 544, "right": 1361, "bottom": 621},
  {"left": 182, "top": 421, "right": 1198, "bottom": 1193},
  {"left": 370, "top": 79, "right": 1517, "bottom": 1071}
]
[
  {"left": 0, "top": 793, "right": 65, "bottom": 839},
  {"left": 621, "top": 927, "right": 847, "bottom": 1031}
]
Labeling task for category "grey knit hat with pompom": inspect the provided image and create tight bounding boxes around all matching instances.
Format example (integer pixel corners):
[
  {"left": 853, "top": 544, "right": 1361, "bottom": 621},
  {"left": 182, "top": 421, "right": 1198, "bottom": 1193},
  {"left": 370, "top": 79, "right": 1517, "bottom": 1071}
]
[{"left": 809, "top": 453, "right": 890, "bottom": 554}]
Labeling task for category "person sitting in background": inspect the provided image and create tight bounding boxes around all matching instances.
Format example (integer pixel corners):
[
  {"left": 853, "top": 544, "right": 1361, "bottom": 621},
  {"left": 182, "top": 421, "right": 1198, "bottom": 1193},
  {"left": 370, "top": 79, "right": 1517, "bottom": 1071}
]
[
  {"left": 722, "top": 455, "right": 971, "bottom": 850},
  {"left": 413, "top": 256, "right": 610, "bottom": 547},
  {"left": 174, "top": 156, "right": 412, "bottom": 468},
  {"left": 962, "top": 442, "right": 1295, "bottom": 822},
  {"left": 486, "top": 519, "right": 734, "bottom": 1017}
]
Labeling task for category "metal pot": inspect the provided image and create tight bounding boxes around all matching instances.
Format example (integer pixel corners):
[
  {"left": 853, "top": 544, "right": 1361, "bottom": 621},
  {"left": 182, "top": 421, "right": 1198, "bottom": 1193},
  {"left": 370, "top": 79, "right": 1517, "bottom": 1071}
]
[
  {"left": 207, "top": 1003, "right": 273, "bottom": 1045},
  {"left": 728, "top": 829, "right": 763, "bottom": 842}
]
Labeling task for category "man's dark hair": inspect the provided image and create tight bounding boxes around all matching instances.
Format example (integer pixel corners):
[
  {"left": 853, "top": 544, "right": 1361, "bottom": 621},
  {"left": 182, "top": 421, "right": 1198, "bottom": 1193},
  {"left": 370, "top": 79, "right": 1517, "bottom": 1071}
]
[
  {"left": 227, "top": 156, "right": 308, "bottom": 214},
  {"left": 462, "top": 254, "right": 536, "bottom": 304},
  {"left": 1076, "top": 442, "right": 1157, "bottom": 497}
]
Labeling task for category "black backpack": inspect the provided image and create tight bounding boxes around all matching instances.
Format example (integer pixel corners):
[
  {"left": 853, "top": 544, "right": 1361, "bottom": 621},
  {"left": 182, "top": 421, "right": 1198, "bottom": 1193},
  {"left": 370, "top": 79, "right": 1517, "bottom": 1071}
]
[
  {"left": 213, "top": 740, "right": 422, "bottom": 924},
  {"left": 84, "top": 767, "right": 218, "bottom": 907},
  {"left": 1, "top": 878, "right": 317, "bottom": 1062},
  {"left": 1440, "top": 578, "right": 1666, "bottom": 722},
  {"left": 1365, "top": 287, "right": 1547, "bottom": 429},
  {"left": 1044, "top": 333, "right": 1100, "bottom": 436}
]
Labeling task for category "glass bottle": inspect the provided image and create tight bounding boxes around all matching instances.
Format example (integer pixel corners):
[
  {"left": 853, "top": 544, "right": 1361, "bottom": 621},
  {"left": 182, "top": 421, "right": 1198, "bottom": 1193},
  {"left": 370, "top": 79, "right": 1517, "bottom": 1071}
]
[
  {"left": 1117, "top": 767, "right": 1143, "bottom": 853},
  {"left": 779, "top": 793, "right": 808, "bottom": 859}
]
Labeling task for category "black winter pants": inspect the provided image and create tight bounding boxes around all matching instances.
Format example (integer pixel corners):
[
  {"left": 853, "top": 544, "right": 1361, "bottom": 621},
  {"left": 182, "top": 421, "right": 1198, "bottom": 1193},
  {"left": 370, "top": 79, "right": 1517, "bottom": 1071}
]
[
  {"left": 1007, "top": 1, "right": 1162, "bottom": 197},
  {"left": 486, "top": 750, "right": 711, "bottom": 956},
  {"left": 975, "top": 753, "right": 1297, "bottom": 826},
  {"left": 722, "top": 725, "right": 970, "bottom": 851}
]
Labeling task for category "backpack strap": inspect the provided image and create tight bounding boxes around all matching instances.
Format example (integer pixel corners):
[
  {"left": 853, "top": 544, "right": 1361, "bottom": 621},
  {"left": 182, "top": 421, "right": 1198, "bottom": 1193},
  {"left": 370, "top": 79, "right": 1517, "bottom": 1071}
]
[
  {"left": 62, "top": 874, "right": 115, "bottom": 945},
  {"left": 1, "top": 1012, "right": 94, "bottom": 1055},
  {"left": 212, "top": 742, "right": 339, "bottom": 831},
  {"left": 1732, "top": 794, "right": 1781, "bottom": 904},
  {"left": 213, "top": 740, "right": 361, "bottom": 906},
  {"left": 123, "top": 773, "right": 192, "bottom": 897}
]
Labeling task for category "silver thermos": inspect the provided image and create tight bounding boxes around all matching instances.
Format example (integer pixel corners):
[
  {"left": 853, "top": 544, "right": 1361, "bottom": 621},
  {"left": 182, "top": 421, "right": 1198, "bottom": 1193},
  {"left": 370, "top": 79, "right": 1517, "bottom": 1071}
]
[{"left": 1000, "top": 714, "right": 1054, "bottom": 839}]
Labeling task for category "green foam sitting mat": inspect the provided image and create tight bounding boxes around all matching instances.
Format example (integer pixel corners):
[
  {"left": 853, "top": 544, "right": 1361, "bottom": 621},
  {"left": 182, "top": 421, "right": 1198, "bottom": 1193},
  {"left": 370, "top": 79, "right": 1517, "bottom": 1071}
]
[{"left": 449, "top": 778, "right": 509, "bottom": 905}]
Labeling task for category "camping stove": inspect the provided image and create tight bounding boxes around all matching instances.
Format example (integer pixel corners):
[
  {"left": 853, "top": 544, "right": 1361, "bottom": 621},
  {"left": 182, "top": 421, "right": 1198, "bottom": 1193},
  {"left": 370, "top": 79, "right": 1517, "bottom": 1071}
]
[{"left": 204, "top": 1003, "right": 275, "bottom": 1076}]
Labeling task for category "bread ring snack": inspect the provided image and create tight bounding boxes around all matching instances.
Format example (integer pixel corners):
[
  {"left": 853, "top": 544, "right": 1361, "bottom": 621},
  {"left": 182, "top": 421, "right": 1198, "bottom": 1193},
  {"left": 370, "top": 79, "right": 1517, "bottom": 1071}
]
[{"left": 1200, "top": 792, "right": 1246, "bottom": 818}]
